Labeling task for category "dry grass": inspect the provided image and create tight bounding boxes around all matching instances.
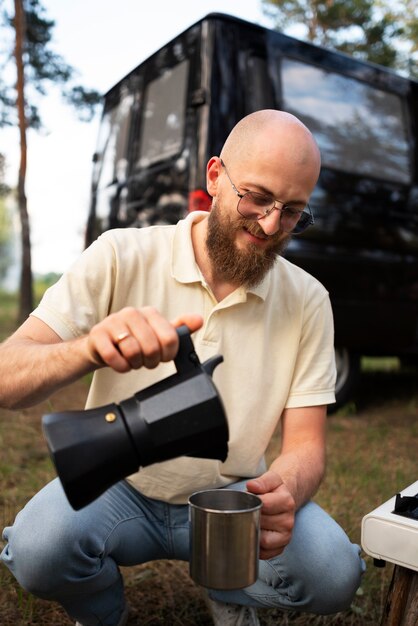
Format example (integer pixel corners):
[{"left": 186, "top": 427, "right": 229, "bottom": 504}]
[{"left": 0, "top": 293, "right": 417, "bottom": 624}]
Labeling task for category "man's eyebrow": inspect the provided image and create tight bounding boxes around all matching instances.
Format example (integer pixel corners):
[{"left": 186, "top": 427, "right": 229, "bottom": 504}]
[{"left": 240, "top": 180, "right": 274, "bottom": 196}]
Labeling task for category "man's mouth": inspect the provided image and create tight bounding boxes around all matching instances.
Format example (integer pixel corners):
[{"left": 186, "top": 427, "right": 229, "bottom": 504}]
[{"left": 243, "top": 224, "right": 269, "bottom": 242}]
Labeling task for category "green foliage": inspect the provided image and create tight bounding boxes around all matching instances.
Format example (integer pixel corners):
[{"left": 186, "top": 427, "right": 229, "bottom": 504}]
[
  {"left": 0, "top": 153, "right": 10, "bottom": 198},
  {"left": 0, "top": 0, "right": 101, "bottom": 129},
  {"left": 0, "top": 273, "right": 60, "bottom": 335},
  {"left": 63, "top": 85, "right": 102, "bottom": 122},
  {"left": 0, "top": 154, "right": 12, "bottom": 284},
  {"left": 0, "top": 0, "right": 102, "bottom": 321},
  {"left": 262, "top": 0, "right": 418, "bottom": 77},
  {"left": 0, "top": 290, "right": 18, "bottom": 339},
  {"left": 33, "top": 271, "right": 60, "bottom": 304},
  {"left": 0, "top": 196, "right": 12, "bottom": 283}
]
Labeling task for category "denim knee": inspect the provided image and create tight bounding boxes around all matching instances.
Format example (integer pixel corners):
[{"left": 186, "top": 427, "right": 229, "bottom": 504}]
[
  {"left": 277, "top": 502, "right": 364, "bottom": 614},
  {"left": 293, "top": 538, "right": 364, "bottom": 614},
  {"left": 1, "top": 479, "right": 105, "bottom": 598},
  {"left": 1, "top": 495, "right": 88, "bottom": 598}
]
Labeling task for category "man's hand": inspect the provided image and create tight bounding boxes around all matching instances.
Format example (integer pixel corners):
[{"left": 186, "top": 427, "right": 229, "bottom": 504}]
[
  {"left": 246, "top": 469, "right": 296, "bottom": 560},
  {"left": 0, "top": 308, "right": 203, "bottom": 410},
  {"left": 85, "top": 307, "right": 203, "bottom": 372}
]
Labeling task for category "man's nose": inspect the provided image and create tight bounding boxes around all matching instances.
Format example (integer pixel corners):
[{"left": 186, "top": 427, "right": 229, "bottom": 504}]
[{"left": 258, "top": 208, "right": 282, "bottom": 236}]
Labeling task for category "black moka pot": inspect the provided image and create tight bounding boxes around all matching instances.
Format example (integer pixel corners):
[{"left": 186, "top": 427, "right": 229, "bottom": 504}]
[{"left": 42, "top": 326, "right": 229, "bottom": 510}]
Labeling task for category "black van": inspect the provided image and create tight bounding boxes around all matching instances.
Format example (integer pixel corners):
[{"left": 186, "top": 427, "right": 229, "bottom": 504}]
[{"left": 86, "top": 12, "right": 418, "bottom": 411}]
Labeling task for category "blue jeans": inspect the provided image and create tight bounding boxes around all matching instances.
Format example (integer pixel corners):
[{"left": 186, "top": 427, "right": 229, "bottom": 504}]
[{"left": 1, "top": 478, "right": 364, "bottom": 626}]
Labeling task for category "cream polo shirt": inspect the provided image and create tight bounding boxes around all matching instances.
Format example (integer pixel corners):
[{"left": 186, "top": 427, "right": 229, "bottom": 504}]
[{"left": 32, "top": 211, "right": 336, "bottom": 503}]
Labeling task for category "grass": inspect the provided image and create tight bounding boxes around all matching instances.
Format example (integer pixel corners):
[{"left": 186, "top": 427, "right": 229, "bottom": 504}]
[
  {"left": 0, "top": 277, "right": 60, "bottom": 341},
  {"left": 0, "top": 291, "right": 18, "bottom": 340},
  {"left": 0, "top": 291, "right": 417, "bottom": 624}
]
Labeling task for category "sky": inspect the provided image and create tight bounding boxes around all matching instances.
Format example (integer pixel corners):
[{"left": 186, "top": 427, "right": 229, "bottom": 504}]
[{"left": 2, "top": 0, "right": 271, "bottom": 279}]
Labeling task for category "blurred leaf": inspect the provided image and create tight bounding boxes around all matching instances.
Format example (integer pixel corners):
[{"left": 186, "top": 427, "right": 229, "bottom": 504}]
[{"left": 263, "top": 0, "right": 418, "bottom": 77}]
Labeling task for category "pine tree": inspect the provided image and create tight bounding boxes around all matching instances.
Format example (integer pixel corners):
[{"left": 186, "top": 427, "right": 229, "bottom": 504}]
[
  {"left": 262, "top": 0, "right": 418, "bottom": 77},
  {"left": 0, "top": 0, "right": 101, "bottom": 321}
]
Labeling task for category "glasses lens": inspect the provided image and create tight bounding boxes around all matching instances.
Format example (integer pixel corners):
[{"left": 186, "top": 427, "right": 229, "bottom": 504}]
[
  {"left": 290, "top": 211, "right": 312, "bottom": 234},
  {"left": 237, "top": 193, "right": 313, "bottom": 234},
  {"left": 237, "top": 192, "right": 274, "bottom": 219}
]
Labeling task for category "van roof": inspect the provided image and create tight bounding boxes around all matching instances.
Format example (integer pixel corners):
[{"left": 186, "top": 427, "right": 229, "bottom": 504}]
[{"left": 103, "top": 11, "right": 417, "bottom": 98}]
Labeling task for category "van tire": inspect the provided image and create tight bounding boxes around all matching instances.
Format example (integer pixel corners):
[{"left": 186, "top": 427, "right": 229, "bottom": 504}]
[{"left": 328, "top": 348, "right": 361, "bottom": 414}]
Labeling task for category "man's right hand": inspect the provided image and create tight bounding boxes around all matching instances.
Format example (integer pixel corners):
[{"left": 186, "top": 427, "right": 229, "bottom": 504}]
[
  {"left": 0, "top": 308, "right": 203, "bottom": 410},
  {"left": 85, "top": 307, "right": 203, "bottom": 373}
]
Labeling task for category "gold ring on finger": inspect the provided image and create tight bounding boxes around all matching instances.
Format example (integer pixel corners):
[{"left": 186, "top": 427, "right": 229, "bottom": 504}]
[{"left": 115, "top": 331, "right": 131, "bottom": 344}]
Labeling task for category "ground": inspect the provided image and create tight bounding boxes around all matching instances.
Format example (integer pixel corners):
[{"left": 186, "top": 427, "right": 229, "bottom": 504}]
[{"left": 0, "top": 362, "right": 417, "bottom": 625}]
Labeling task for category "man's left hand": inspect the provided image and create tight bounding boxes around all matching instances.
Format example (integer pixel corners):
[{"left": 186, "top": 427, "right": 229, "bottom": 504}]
[{"left": 246, "top": 470, "right": 296, "bottom": 560}]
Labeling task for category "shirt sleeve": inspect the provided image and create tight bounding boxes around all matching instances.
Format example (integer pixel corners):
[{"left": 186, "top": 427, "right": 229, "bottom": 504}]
[
  {"left": 285, "top": 289, "right": 337, "bottom": 408},
  {"left": 30, "top": 234, "right": 116, "bottom": 340}
]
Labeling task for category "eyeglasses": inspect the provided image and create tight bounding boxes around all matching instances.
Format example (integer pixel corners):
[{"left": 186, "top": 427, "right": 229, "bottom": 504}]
[{"left": 220, "top": 159, "right": 314, "bottom": 234}]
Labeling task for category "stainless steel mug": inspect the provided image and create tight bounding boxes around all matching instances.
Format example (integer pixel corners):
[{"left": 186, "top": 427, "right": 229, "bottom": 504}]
[{"left": 188, "top": 489, "right": 263, "bottom": 589}]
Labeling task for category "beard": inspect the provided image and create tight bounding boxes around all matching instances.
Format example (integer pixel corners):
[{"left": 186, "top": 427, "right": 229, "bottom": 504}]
[{"left": 205, "top": 198, "right": 290, "bottom": 289}]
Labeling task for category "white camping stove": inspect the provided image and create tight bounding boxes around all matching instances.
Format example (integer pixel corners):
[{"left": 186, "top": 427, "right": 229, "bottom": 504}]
[{"left": 361, "top": 480, "right": 418, "bottom": 571}]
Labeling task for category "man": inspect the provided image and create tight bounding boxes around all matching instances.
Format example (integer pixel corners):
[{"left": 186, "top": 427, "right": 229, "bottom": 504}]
[{"left": 0, "top": 110, "right": 363, "bottom": 626}]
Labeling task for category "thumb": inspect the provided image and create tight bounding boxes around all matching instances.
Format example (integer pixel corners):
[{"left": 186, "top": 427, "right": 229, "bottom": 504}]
[
  {"left": 171, "top": 314, "right": 204, "bottom": 334},
  {"left": 247, "top": 470, "right": 283, "bottom": 495}
]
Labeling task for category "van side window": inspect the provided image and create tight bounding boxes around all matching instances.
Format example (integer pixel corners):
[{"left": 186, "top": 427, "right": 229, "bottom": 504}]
[
  {"left": 94, "top": 88, "right": 133, "bottom": 190},
  {"left": 137, "top": 60, "right": 189, "bottom": 168},
  {"left": 281, "top": 59, "right": 411, "bottom": 185}
]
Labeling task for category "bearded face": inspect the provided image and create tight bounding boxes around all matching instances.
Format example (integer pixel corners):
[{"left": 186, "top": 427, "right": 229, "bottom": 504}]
[{"left": 205, "top": 197, "right": 290, "bottom": 288}]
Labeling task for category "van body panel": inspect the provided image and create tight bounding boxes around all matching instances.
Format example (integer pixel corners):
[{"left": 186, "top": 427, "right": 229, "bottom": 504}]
[{"left": 87, "top": 13, "right": 418, "bottom": 370}]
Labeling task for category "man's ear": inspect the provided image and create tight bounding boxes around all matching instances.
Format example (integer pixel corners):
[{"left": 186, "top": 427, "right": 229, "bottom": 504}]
[{"left": 206, "top": 157, "right": 222, "bottom": 196}]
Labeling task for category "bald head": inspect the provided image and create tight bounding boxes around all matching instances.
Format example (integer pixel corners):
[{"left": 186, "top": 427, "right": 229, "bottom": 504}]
[{"left": 220, "top": 109, "right": 321, "bottom": 181}]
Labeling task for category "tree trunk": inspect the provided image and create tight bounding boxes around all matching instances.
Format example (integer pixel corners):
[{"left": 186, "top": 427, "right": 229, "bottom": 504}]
[{"left": 14, "top": 0, "right": 33, "bottom": 323}]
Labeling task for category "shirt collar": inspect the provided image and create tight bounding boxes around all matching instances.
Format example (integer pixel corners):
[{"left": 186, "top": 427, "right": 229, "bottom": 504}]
[
  {"left": 171, "top": 211, "right": 206, "bottom": 284},
  {"left": 171, "top": 211, "right": 271, "bottom": 301},
  {"left": 247, "top": 273, "right": 270, "bottom": 300}
]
